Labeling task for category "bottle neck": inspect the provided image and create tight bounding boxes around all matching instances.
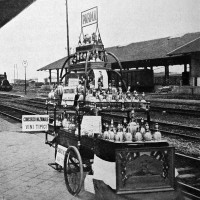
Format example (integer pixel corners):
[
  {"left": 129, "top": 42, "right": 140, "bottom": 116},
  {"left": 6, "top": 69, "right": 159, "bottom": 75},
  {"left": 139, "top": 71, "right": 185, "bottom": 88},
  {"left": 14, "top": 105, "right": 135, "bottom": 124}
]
[{"left": 155, "top": 123, "right": 159, "bottom": 131}]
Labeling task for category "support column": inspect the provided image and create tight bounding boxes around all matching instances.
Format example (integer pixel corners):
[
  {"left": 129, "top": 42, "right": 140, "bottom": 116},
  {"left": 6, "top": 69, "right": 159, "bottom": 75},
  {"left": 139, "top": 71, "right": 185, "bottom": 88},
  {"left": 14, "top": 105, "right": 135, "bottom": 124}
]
[
  {"left": 164, "top": 65, "right": 169, "bottom": 86},
  {"left": 189, "top": 63, "right": 192, "bottom": 86},
  {"left": 49, "top": 69, "right": 52, "bottom": 84},
  {"left": 190, "top": 53, "right": 200, "bottom": 87},
  {"left": 65, "top": 68, "right": 68, "bottom": 85},
  {"left": 184, "top": 63, "right": 187, "bottom": 72},
  {"left": 57, "top": 69, "right": 59, "bottom": 85},
  {"left": 182, "top": 64, "right": 189, "bottom": 85}
]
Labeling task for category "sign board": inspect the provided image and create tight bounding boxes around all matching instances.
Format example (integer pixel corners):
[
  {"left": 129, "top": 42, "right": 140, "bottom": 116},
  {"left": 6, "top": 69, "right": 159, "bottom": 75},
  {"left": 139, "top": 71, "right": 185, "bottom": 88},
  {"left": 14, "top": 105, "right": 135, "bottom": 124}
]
[
  {"left": 55, "top": 145, "right": 67, "bottom": 167},
  {"left": 22, "top": 115, "right": 49, "bottom": 132},
  {"left": 68, "top": 78, "right": 79, "bottom": 87},
  {"left": 61, "top": 86, "right": 76, "bottom": 106},
  {"left": 81, "top": 116, "right": 102, "bottom": 136},
  {"left": 81, "top": 7, "right": 98, "bottom": 28}
]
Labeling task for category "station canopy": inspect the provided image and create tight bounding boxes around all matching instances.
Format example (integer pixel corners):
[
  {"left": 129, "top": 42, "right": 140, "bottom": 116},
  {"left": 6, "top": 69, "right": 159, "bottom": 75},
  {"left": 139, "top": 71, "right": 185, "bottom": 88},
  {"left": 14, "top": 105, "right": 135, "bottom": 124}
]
[
  {"left": 0, "top": 0, "right": 36, "bottom": 29},
  {"left": 38, "top": 32, "right": 200, "bottom": 71},
  {"left": 167, "top": 37, "right": 200, "bottom": 56}
]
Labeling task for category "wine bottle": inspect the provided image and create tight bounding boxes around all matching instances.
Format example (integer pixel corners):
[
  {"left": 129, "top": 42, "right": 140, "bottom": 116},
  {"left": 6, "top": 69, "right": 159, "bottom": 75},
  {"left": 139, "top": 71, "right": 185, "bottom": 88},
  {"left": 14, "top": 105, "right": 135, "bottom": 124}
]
[
  {"left": 103, "top": 123, "right": 109, "bottom": 139},
  {"left": 108, "top": 119, "right": 115, "bottom": 141},
  {"left": 129, "top": 111, "right": 137, "bottom": 137},
  {"left": 143, "top": 123, "right": 152, "bottom": 141},
  {"left": 140, "top": 118, "right": 146, "bottom": 136},
  {"left": 135, "top": 124, "right": 143, "bottom": 141},
  {"left": 153, "top": 123, "right": 162, "bottom": 141},
  {"left": 115, "top": 124, "right": 123, "bottom": 142},
  {"left": 125, "top": 124, "right": 132, "bottom": 142}
]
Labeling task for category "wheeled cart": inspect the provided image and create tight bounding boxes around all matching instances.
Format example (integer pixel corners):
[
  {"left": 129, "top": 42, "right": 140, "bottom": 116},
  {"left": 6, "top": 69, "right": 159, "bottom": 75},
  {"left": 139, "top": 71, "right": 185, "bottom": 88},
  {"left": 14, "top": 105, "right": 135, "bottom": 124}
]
[
  {"left": 45, "top": 15, "right": 175, "bottom": 196},
  {"left": 45, "top": 101, "right": 175, "bottom": 196}
]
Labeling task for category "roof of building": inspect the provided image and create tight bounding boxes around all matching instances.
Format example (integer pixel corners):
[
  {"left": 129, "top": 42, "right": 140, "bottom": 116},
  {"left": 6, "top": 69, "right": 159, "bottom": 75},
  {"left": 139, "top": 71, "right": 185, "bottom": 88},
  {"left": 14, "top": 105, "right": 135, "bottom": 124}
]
[
  {"left": 0, "top": 0, "right": 36, "bottom": 29},
  {"left": 167, "top": 37, "right": 200, "bottom": 56},
  {"left": 37, "top": 32, "right": 200, "bottom": 71},
  {"left": 37, "top": 57, "right": 67, "bottom": 71},
  {"left": 106, "top": 32, "right": 200, "bottom": 63}
]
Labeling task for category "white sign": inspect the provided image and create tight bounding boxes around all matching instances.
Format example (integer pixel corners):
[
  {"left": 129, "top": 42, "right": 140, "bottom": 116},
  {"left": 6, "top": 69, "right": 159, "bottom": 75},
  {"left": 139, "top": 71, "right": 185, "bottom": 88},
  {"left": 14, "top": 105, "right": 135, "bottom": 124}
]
[
  {"left": 55, "top": 145, "right": 67, "bottom": 167},
  {"left": 22, "top": 115, "right": 49, "bottom": 132},
  {"left": 81, "top": 116, "right": 102, "bottom": 136},
  {"left": 68, "top": 78, "right": 79, "bottom": 87},
  {"left": 81, "top": 7, "right": 98, "bottom": 28},
  {"left": 61, "top": 86, "right": 76, "bottom": 106}
]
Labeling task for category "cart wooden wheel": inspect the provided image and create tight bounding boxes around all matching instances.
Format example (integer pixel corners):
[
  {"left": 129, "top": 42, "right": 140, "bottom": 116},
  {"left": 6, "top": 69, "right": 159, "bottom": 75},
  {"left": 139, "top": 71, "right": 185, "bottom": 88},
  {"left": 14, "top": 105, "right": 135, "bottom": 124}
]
[{"left": 64, "top": 146, "right": 84, "bottom": 195}]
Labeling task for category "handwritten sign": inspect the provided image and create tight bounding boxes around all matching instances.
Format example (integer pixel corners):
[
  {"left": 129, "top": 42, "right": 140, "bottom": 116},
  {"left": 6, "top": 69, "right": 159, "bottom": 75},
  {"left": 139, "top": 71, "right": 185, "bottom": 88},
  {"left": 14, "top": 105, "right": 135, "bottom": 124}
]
[
  {"left": 81, "top": 116, "right": 102, "bottom": 136},
  {"left": 55, "top": 145, "right": 67, "bottom": 167},
  {"left": 68, "top": 78, "right": 79, "bottom": 87},
  {"left": 81, "top": 7, "right": 98, "bottom": 28},
  {"left": 61, "top": 86, "right": 76, "bottom": 106},
  {"left": 22, "top": 115, "right": 49, "bottom": 132}
]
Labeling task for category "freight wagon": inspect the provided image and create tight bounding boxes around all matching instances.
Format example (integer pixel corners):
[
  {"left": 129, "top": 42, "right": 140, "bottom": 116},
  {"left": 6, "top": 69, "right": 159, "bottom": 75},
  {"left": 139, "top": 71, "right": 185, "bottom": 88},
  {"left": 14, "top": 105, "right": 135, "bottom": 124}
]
[{"left": 108, "top": 69, "right": 154, "bottom": 92}]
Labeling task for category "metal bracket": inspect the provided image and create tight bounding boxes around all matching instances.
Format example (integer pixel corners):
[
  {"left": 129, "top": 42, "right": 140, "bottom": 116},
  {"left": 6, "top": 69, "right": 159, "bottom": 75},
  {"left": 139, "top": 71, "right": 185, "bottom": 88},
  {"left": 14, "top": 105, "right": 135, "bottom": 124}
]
[{"left": 48, "top": 163, "right": 63, "bottom": 172}]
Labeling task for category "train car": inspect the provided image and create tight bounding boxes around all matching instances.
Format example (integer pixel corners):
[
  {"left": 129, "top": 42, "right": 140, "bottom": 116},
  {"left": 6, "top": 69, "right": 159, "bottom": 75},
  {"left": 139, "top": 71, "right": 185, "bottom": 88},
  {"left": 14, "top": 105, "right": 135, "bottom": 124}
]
[
  {"left": 0, "top": 73, "right": 12, "bottom": 91},
  {"left": 0, "top": 79, "right": 12, "bottom": 91},
  {"left": 108, "top": 69, "right": 154, "bottom": 92}
]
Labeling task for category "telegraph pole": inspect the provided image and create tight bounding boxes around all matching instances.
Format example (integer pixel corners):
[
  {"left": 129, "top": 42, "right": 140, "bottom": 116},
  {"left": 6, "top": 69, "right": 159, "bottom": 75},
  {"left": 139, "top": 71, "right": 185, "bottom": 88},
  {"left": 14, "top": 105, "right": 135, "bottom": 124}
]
[
  {"left": 14, "top": 64, "right": 15, "bottom": 84},
  {"left": 65, "top": 0, "right": 70, "bottom": 85},
  {"left": 22, "top": 60, "right": 28, "bottom": 95}
]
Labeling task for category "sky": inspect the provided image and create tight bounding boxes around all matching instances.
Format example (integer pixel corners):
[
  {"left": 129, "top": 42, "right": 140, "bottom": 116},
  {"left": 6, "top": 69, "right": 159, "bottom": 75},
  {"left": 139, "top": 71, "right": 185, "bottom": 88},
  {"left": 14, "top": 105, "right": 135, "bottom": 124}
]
[{"left": 0, "top": 0, "right": 200, "bottom": 82}]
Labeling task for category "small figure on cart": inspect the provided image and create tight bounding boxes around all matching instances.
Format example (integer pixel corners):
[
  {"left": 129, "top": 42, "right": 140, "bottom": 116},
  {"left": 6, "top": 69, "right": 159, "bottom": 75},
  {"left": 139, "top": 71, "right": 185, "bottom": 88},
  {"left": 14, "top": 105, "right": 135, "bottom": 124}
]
[{"left": 98, "top": 71, "right": 104, "bottom": 88}]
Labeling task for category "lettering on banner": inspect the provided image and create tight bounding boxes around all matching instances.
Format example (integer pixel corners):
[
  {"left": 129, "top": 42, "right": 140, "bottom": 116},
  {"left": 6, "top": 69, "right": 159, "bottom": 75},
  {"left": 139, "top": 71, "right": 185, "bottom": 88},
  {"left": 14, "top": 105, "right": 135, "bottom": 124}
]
[
  {"left": 81, "top": 7, "right": 98, "bottom": 28},
  {"left": 22, "top": 115, "right": 49, "bottom": 132}
]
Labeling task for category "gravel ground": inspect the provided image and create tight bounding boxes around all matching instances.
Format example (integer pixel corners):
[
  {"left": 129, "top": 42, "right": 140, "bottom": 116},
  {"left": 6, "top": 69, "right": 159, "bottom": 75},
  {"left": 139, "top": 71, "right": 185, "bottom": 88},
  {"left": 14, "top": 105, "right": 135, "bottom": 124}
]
[
  {"left": 145, "top": 93, "right": 200, "bottom": 158},
  {"left": 151, "top": 111, "right": 200, "bottom": 128},
  {"left": 163, "top": 136, "right": 200, "bottom": 158}
]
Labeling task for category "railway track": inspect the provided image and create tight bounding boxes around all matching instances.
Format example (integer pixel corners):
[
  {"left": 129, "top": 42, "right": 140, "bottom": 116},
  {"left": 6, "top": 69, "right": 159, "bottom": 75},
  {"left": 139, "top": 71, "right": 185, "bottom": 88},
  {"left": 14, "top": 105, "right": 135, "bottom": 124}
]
[
  {"left": 150, "top": 121, "right": 200, "bottom": 141},
  {"left": 175, "top": 153, "right": 200, "bottom": 200},
  {"left": 151, "top": 106, "right": 200, "bottom": 117},
  {"left": 0, "top": 103, "right": 37, "bottom": 121},
  {"left": 13, "top": 99, "right": 46, "bottom": 110},
  {"left": 1, "top": 95, "right": 199, "bottom": 141}
]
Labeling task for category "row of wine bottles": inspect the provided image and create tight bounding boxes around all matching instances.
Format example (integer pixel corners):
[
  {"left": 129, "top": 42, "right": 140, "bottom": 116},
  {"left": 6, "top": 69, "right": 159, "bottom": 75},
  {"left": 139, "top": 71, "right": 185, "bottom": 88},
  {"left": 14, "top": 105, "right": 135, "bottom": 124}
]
[
  {"left": 97, "top": 118, "right": 162, "bottom": 142},
  {"left": 79, "top": 85, "right": 147, "bottom": 104}
]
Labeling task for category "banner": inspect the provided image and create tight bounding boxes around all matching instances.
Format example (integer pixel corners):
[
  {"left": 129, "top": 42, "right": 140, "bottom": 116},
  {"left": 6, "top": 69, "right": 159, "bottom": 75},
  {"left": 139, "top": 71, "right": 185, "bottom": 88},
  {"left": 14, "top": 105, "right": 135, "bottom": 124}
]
[{"left": 81, "top": 7, "right": 98, "bottom": 28}]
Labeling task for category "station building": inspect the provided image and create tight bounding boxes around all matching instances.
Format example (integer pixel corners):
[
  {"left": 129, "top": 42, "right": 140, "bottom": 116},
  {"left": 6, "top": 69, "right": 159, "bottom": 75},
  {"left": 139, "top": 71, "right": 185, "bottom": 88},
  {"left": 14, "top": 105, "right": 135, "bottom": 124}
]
[{"left": 38, "top": 32, "right": 200, "bottom": 94}]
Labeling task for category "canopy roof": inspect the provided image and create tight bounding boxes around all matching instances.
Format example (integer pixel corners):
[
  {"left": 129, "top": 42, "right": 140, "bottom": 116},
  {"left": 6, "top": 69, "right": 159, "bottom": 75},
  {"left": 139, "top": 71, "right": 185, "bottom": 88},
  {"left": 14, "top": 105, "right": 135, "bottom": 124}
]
[
  {"left": 38, "top": 32, "right": 200, "bottom": 71},
  {"left": 167, "top": 37, "right": 200, "bottom": 56},
  {"left": 0, "top": 0, "right": 36, "bottom": 29},
  {"left": 106, "top": 32, "right": 200, "bottom": 63},
  {"left": 37, "top": 57, "right": 67, "bottom": 71}
]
